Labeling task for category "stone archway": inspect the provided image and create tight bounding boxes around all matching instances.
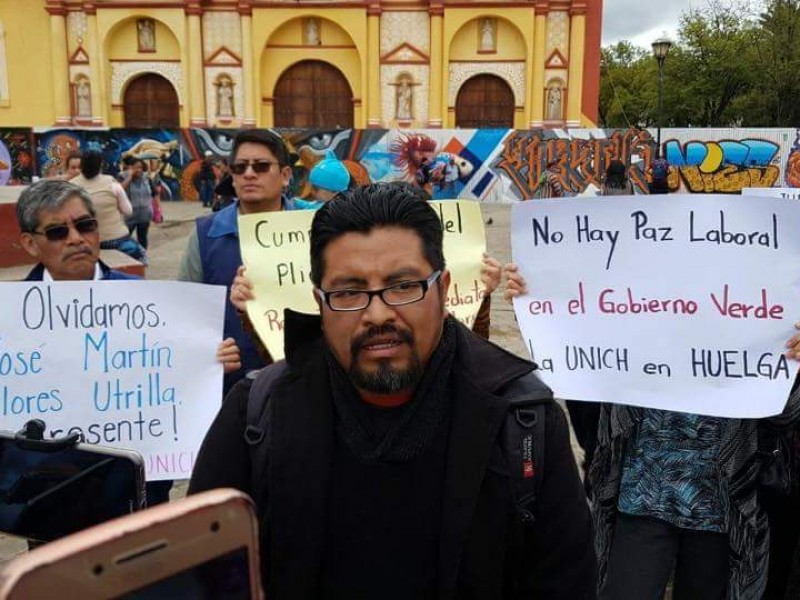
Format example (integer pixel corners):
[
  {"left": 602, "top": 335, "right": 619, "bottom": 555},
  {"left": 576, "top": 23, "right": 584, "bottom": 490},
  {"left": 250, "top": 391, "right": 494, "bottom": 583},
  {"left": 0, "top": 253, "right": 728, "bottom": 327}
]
[
  {"left": 273, "top": 60, "right": 353, "bottom": 128},
  {"left": 123, "top": 73, "right": 179, "bottom": 128},
  {"left": 455, "top": 74, "right": 514, "bottom": 128}
]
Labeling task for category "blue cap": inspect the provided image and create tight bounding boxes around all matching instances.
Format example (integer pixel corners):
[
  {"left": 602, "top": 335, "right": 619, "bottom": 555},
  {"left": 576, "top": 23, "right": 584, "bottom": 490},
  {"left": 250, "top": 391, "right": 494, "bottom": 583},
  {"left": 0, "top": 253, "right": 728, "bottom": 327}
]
[{"left": 308, "top": 152, "right": 350, "bottom": 193}]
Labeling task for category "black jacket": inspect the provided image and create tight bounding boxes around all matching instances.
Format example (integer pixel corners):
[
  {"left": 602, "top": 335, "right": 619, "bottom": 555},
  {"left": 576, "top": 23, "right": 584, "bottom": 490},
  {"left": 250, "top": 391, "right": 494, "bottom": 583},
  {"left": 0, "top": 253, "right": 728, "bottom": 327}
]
[{"left": 189, "top": 312, "right": 597, "bottom": 599}]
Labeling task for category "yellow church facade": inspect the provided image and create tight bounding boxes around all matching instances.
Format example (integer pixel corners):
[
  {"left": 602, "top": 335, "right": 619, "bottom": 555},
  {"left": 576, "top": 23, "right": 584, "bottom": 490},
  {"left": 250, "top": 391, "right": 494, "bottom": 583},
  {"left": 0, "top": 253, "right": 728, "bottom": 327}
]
[{"left": 0, "top": 0, "right": 602, "bottom": 130}]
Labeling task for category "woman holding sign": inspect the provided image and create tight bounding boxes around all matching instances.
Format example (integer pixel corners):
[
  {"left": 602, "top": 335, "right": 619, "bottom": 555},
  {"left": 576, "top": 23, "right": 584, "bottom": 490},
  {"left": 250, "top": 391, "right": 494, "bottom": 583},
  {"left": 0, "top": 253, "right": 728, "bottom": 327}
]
[{"left": 505, "top": 265, "right": 800, "bottom": 600}]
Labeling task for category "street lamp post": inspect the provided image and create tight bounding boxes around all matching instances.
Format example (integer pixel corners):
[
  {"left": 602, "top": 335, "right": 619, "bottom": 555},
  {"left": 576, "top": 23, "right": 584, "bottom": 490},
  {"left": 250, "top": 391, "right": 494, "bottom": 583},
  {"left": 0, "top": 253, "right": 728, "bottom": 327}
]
[{"left": 651, "top": 36, "right": 673, "bottom": 156}]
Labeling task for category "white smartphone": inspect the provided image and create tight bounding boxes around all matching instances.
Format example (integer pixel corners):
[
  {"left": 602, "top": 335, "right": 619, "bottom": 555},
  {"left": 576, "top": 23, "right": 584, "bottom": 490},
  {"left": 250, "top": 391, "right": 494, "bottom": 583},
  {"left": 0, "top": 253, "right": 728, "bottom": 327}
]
[
  {"left": 0, "top": 429, "right": 146, "bottom": 543},
  {"left": 0, "top": 488, "right": 263, "bottom": 599}
]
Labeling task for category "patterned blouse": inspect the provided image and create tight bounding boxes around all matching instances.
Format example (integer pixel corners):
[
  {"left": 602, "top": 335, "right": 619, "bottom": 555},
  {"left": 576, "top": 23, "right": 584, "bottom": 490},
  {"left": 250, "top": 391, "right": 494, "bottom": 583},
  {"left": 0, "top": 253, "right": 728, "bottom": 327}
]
[{"left": 618, "top": 408, "right": 726, "bottom": 533}]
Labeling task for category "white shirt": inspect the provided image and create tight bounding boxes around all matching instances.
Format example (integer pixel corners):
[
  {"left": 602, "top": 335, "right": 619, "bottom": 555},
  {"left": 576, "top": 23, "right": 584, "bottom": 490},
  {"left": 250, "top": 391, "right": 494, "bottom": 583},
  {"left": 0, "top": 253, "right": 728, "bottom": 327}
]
[{"left": 43, "top": 263, "right": 103, "bottom": 282}]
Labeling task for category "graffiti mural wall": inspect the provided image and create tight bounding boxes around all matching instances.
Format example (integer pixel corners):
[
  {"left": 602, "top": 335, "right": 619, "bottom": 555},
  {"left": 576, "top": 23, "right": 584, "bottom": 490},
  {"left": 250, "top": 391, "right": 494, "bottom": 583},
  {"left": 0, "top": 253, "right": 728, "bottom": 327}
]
[
  {"left": 14, "top": 127, "right": 800, "bottom": 201},
  {"left": 0, "top": 129, "right": 35, "bottom": 185},
  {"left": 661, "top": 129, "right": 792, "bottom": 194}
]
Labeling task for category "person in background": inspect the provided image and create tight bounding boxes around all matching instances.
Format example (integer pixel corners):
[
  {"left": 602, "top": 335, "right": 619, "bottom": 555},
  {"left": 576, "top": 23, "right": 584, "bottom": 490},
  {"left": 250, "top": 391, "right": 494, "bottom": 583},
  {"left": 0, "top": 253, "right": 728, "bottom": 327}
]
[
  {"left": 602, "top": 160, "right": 636, "bottom": 196},
  {"left": 533, "top": 160, "right": 564, "bottom": 198},
  {"left": 15, "top": 179, "right": 241, "bottom": 506},
  {"left": 441, "top": 157, "right": 460, "bottom": 197},
  {"left": 648, "top": 151, "right": 671, "bottom": 195},
  {"left": 294, "top": 152, "right": 352, "bottom": 210},
  {"left": 177, "top": 128, "right": 297, "bottom": 397},
  {"left": 120, "top": 157, "right": 155, "bottom": 251},
  {"left": 415, "top": 157, "right": 434, "bottom": 195},
  {"left": 148, "top": 166, "right": 164, "bottom": 224},
  {"left": 194, "top": 150, "right": 217, "bottom": 208},
  {"left": 212, "top": 158, "right": 235, "bottom": 212},
  {"left": 71, "top": 150, "right": 146, "bottom": 264},
  {"left": 55, "top": 151, "right": 82, "bottom": 180}
]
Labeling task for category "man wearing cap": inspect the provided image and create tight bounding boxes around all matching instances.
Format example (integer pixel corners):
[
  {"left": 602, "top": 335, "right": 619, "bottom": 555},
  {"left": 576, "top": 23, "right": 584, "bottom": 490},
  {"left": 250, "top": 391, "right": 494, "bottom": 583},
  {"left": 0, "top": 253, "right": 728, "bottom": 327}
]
[
  {"left": 295, "top": 152, "right": 352, "bottom": 210},
  {"left": 178, "top": 129, "right": 296, "bottom": 395}
]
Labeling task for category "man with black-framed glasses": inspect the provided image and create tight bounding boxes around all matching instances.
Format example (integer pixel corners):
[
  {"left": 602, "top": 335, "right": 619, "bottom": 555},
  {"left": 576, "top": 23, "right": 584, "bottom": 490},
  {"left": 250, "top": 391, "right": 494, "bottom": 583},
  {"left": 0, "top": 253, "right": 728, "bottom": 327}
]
[
  {"left": 190, "top": 184, "right": 597, "bottom": 599},
  {"left": 178, "top": 129, "right": 298, "bottom": 396}
]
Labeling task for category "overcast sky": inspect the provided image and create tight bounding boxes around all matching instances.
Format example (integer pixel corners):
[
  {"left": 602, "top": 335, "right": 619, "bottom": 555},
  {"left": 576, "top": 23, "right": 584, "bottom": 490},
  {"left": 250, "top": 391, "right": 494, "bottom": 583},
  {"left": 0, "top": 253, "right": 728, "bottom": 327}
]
[
  {"left": 602, "top": 0, "right": 766, "bottom": 48},
  {"left": 602, "top": 0, "right": 694, "bottom": 48}
]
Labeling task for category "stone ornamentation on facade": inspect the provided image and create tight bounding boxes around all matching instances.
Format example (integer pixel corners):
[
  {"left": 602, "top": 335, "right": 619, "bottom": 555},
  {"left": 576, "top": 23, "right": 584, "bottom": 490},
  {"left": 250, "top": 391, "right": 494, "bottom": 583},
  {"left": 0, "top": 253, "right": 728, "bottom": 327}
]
[
  {"left": 395, "top": 76, "right": 413, "bottom": 121},
  {"left": 546, "top": 81, "right": 562, "bottom": 121},
  {"left": 137, "top": 19, "right": 156, "bottom": 53},
  {"left": 479, "top": 18, "right": 496, "bottom": 53},
  {"left": 75, "top": 77, "right": 91, "bottom": 118},
  {"left": 304, "top": 18, "right": 321, "bottom": 46},
  {"left": 216, "top": 76, "right": 234, "bottom": 118}
]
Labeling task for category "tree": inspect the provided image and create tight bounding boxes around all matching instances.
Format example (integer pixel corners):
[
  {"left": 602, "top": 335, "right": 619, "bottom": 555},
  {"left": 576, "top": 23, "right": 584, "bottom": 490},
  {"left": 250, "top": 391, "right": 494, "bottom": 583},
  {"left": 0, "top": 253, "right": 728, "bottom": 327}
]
[
  {"left": 667, "top": 2, "right": 757, "bottom": 127},
  {"left": 749, "top": 0, "right": 800, "bottom": 125},
  {"left": 598, "top": 42, "right": 656, "bottom": 128}
]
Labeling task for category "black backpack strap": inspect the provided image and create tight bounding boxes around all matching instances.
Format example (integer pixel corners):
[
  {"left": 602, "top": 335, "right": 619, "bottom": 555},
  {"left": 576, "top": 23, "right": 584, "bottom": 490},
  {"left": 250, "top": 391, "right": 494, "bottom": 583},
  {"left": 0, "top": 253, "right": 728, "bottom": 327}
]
[
  {"left": 502, "top": 371, "right": 552, "bottom": 527},
  {"left": 245, "top": 362, "right": 288, "bottom": 503}
]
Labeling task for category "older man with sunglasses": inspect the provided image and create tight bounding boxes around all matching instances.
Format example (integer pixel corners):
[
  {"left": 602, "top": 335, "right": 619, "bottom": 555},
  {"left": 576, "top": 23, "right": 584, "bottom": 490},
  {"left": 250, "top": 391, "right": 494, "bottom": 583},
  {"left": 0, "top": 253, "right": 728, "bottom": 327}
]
[
  {"left": 177, "top": 130, "right": 297, "bottom": 396},
  {"left": 18, "top": 179, "right": 136, "bottom": 283}
]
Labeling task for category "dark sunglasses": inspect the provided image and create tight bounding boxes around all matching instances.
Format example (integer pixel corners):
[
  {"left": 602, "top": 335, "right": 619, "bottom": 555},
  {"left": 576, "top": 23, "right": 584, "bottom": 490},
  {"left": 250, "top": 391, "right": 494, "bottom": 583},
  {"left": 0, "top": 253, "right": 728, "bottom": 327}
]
[
  {"left": 32, "top": 217, "right": 99, "bottom": 241},
  {"left": 230, "top": 160, "right": 277, "bottom": 175}
]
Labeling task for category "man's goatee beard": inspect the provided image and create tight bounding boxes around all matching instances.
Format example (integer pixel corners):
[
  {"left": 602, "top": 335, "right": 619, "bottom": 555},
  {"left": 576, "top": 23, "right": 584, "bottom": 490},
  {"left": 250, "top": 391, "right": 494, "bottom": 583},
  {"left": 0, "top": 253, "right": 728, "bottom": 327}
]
[{"left": 349, "top": 357, "right": 423, "bottom": 394}]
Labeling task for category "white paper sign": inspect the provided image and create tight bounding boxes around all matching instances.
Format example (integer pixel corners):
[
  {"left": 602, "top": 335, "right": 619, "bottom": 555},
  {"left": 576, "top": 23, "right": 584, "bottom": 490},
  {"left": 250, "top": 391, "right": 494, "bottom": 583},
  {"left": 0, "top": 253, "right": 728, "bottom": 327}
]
[
  {"left": 742, "top": 187, "right": 800, "bottom": 200},
  {"left": 0, "top": 281, "right": 226, "bottom": 480},
  {"left": 511, "top": 195, "right": 800, "bottom": 418}
]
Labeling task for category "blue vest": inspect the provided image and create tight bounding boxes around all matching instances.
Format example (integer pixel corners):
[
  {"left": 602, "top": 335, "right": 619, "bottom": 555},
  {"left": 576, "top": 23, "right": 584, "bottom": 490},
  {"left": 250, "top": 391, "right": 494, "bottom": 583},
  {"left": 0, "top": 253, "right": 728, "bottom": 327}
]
[
  {"left": 196, "top": 199, "right": 296, "bottom": 394},
  {"left": 196, "top": 202, "right": 260, "bottom": 394}
]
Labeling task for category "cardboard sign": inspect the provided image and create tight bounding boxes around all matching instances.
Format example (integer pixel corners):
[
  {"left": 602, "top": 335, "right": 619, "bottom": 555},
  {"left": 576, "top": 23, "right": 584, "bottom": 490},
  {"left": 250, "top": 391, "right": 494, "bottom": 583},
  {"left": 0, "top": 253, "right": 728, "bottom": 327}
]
[
  {"left": 511, "top": 194, "right": 800, "bottom": 418},
  {"left": 0, "top": 281, "right": 226, "bottom": 480},
  {"left": 239, "top": 201, "right": 487, "bottom": 360}
]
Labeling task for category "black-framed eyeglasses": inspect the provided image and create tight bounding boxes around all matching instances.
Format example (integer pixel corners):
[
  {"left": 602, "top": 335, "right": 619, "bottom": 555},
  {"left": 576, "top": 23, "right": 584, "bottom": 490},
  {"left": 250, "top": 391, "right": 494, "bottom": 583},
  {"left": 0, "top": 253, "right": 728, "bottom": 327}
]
[
  {"left": 230, "top": 160, "right": 277, "bottom": 175},
  {"left": 316, "top": 270, "right": 442, "bottom": 312},
  {"left": 31, "top": 217, "right": 99, "bottom": 242}
]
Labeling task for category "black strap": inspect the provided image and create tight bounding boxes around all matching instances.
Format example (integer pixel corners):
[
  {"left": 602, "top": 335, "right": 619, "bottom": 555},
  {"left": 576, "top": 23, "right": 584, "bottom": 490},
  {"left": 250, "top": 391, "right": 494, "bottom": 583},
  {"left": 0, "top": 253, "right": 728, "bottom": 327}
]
[
  {"left": 245, "top": 362, "right": 288, "bottom": 506},
  {"left": 502, "top": 372, "right": 551, "bottom": 527}
]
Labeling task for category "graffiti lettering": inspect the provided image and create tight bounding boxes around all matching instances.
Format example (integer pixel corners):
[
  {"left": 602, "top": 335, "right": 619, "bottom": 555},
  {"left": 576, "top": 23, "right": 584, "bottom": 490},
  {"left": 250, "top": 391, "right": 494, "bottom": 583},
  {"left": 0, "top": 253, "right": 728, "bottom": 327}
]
[
  {"left": 664, "top": 139, "right": 781, "bottom": 193},
  {"left": 494, "top": 129, "right": 655, "bottom": 198}
]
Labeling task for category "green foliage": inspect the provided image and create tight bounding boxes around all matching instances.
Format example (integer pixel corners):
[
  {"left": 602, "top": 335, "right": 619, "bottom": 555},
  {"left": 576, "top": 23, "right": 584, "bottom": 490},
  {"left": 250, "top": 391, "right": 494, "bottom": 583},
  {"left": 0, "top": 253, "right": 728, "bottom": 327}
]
[
  {"left": 599, "top": 42, "right": 657, "bottom": 128},
  {"left": 599, "top": 0, "right": 800, "bottom": 127}
]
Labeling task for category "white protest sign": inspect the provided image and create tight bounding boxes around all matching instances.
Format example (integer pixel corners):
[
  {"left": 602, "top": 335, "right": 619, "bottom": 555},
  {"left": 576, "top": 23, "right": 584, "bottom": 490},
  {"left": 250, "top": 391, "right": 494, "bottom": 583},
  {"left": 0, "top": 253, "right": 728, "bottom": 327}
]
[
  {"left": 511, "top": 195, "right": 800, "bottom": 418},
  {"left": 742, "top": 187, "right": 800, "bottom": 200},
  {"left": 0, "top": 281, "right": 226, "bottom": 480}
]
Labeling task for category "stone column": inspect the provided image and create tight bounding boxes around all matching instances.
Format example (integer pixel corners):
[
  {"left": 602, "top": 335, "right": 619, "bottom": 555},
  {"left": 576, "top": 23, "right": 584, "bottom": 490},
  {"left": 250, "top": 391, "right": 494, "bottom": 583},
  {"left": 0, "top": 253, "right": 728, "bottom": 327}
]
[
  {"left": 427, "top": 2, "right": 444, "bottom": 128},
  {"left": 530, "top": 3, "right": 548, "bottom": 126},
  {"left": 239, "top": 3, "right": 256, "bottom": 127},
  {"left": 186, "top": 2, "right": 207, "bottom": 126},
  {"left": 47, "top": 3, "right": 71, "bottom": 125},
  {"left": 84, "top": 5, "right": 104, "bottom": 125},
  {"left": 566, "top": 6, "right": 586, "bottom": 127},
  {"left": 366, "top": 3, "right": 381, "bottom": 128}
]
